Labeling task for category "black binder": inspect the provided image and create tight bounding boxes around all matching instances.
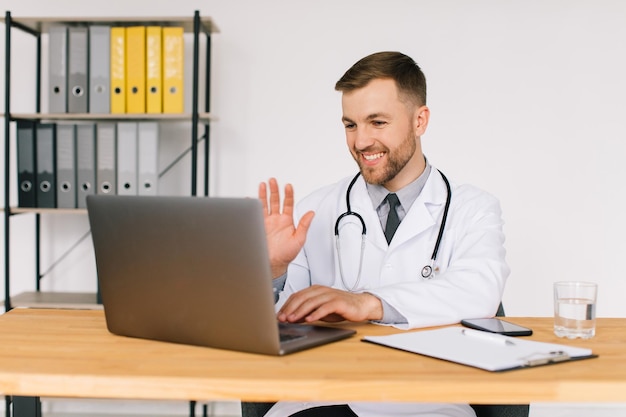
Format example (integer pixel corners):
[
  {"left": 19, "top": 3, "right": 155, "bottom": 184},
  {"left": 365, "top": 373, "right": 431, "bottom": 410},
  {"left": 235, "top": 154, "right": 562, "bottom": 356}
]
[
  {"left": 17, "top": 120, "right": 37, "bottom": 207},
  {"left": 36, "top": 123, "right": 57, "bottom": 208}
]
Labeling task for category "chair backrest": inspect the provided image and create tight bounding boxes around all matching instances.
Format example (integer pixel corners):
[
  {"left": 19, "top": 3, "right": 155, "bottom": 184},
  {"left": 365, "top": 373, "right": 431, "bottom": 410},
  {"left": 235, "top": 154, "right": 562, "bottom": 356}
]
[{"left": 496, "top": 302, "right": 505, "bottom": 317}]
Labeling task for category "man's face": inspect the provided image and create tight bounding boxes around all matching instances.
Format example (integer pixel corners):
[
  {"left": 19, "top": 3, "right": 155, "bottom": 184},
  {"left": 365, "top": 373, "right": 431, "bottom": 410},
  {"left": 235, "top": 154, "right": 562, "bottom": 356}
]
[{"left": 341, "top": 78, "right": 428, "bottom": 191}]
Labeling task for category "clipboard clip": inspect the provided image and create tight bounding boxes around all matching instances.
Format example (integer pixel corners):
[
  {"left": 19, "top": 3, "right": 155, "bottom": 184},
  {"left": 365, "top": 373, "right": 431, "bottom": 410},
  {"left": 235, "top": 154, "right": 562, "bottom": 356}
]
[{"left": 521, "top": 350, "right": 571, "bottom": 367}]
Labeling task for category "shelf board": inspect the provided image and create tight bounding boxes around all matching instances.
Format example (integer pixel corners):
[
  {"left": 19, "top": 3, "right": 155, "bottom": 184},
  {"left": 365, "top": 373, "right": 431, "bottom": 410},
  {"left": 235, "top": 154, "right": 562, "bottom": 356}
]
[
  {"left": 9, "top": 207, "right": 87, "bottom": 215},
  {"left": 1, "top": 16, "right": 219, "bottom": 34},
  {"left": 3, "top": 291, "right": 102, "bottom": 310},
  {"left": 10, "top": 112, "right": 215, "bottom": 123}
]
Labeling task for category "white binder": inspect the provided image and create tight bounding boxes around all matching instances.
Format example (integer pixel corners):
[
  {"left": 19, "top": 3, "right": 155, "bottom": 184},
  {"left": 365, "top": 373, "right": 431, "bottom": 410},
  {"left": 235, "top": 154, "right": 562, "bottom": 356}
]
[
  {"left": 48, "top": 26, "right": 68, "bottom": 113},
  {"left": 137, "top": 122, "right": 159, "bottom": 196},
  {"left": 89, "top": 26, "right": 110, "bottom": 114},
  {"left": 55, "top": 124, "right": 77, "bottom": 208},
  {"left": 116, "top": 122, "right": 138, "bottom": 196},
  {"left": 96, "top": 123, "right": 116, "bottom": 195},
  {"left": 68, "top": 26, "right": 89, "bottom": 113},
  {"left": 76, "top": 124, "right": 96, "bottom": 208}
]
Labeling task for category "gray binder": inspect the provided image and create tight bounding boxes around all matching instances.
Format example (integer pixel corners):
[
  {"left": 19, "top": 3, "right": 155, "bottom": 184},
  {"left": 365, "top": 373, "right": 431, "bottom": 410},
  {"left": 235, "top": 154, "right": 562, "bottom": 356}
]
[
  {"left": 56, "top": 124, "right": 77, "bottom": 208},
  {"left": 116, "top": 122, "right": 138, "bottom": 196},
  {"left": 35, "top": 123, "right": 57, "bottom": 208},
  {"left": 96, "top": 123, "right": 116, "bottom": 195},
  {"left": 17, "top": 120, "right": 37, "bottom": 207},
  {"left": 76, "top": 124, "right": 96, "bottom": 208},
  {"left": 137, "top": 122, "right": 159, "bottom": 196},
  {"left": 48, "top": 26, "right": 68, "bottom": 113},
  {"left": 89, "top": 26, "right": 110, "bottom": 114},
  {"left": 68, "top": 26, "right": 89, "bottom": 113}
]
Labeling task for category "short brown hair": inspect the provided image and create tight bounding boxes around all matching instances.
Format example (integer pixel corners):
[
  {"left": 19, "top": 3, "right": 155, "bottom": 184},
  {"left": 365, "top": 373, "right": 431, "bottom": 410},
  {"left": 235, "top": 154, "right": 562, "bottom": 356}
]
[{"left": 335, "top": 51, "right": 427, "bottom": 106}]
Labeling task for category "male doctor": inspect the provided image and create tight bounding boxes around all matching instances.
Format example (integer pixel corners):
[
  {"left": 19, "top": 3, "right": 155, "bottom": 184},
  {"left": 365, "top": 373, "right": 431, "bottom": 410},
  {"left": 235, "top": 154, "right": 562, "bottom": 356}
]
[{"left": 257, "top": 51, "right": 510, "bottom": 417}]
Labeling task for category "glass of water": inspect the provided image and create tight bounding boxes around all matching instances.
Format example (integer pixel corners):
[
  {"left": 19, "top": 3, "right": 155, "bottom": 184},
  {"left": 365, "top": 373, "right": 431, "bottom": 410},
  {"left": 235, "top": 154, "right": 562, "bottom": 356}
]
[{"left": 553, "top": 281, "right": 597, "bottom": 339}]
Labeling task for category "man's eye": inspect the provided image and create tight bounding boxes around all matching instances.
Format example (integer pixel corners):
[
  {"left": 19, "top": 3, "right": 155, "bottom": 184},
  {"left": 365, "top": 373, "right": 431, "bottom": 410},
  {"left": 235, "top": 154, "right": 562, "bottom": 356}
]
[
  {"left": 373, "top": 120, "right": 387, "bottom": 127},
  {"left": 344, "top": 123, "right": 356, "bottom": 129}
]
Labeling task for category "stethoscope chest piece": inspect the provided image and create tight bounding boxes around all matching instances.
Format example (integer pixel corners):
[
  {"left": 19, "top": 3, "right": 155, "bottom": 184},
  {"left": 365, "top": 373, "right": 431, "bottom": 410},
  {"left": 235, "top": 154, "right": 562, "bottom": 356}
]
[{"left": 421, "top": 265, "right": 433, "bottom": 279}]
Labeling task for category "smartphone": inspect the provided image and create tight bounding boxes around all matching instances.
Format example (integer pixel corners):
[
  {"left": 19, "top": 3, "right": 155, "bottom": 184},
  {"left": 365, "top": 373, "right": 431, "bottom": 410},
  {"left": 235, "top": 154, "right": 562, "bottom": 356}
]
[{"left": 460, "top": 318, "right": 533, "bottom": 336}]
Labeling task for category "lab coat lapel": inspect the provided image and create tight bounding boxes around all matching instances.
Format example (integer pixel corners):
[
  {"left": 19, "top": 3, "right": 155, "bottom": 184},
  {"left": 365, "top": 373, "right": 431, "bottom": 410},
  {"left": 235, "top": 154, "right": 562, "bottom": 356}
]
[{"left": 389, "top": 170, "right": 448, "bottom": 249}]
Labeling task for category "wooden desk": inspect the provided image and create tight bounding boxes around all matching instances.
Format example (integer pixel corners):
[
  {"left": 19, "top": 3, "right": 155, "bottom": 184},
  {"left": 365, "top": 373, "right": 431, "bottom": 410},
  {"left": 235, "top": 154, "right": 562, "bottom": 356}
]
[{"left": 0, "top": 308, "right": 624, "bottom": 404}]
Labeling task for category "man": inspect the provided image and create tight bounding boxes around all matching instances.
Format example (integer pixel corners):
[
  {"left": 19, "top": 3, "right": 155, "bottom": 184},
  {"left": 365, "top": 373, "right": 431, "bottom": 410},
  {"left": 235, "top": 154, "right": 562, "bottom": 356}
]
[{"left": 256, "top": 51, "right": 510, "bottom": 417}]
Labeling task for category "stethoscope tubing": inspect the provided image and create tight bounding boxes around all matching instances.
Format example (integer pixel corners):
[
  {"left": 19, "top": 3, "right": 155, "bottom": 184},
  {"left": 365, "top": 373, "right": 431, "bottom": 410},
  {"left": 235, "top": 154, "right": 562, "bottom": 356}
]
[{"left": 334, "top": 169, "right": 451, "bottom": 288}]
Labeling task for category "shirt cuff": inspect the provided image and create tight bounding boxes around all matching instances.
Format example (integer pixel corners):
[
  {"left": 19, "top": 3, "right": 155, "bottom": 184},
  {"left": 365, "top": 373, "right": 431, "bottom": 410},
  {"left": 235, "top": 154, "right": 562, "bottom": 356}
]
[
  {"left": 370, "top": 295, "right": 408, "bottom": 325},
  {"left": 272, "top": 273, "right": 287, "bottom": 303}
]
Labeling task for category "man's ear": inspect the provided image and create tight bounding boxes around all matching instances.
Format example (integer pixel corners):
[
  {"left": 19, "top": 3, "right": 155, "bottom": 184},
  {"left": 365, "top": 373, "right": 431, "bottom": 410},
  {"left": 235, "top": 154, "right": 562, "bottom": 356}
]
[{"left": 414, "top": 105, "right": 430, "bottom": 135}]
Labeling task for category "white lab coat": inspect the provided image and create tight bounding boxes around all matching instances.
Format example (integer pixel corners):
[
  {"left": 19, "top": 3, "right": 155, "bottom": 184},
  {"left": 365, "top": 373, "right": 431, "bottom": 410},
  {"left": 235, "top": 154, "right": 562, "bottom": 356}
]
[
  {"left": 268, "top": 168, "right": 510, "bottom": 417},
  {"left": 276, "top": 168, "right": 510, "bottom": 329}
]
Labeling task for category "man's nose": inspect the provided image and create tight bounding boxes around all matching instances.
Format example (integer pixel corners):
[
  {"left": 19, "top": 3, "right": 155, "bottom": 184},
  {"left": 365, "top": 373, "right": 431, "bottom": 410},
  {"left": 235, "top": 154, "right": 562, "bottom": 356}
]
[{"left": 354, "top": 127, "right": 375, "bottom": 150}]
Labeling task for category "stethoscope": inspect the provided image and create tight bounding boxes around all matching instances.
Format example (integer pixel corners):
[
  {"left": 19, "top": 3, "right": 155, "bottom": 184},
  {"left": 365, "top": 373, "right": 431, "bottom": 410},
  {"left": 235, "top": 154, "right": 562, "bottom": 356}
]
[{"left": 334, "top": 169, "right": 451, "bottom": 291}]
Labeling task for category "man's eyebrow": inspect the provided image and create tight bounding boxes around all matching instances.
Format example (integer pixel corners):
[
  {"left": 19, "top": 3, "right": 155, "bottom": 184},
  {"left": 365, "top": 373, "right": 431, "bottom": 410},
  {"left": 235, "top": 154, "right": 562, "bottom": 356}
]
[
  {"left": 366, "top": 113, "right": 390, "bottom": 120},
  {"left": 342, "top": 113, "right": 390, "bottom": 124}
]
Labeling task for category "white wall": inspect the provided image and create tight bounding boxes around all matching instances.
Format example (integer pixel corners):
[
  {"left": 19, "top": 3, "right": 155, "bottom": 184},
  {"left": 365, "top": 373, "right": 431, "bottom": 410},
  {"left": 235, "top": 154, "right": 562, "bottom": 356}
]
[
  {"left": 1, "top": 0, "right": 626, "bottom": 414},
  {"left": 7, "top": 0, "right": 621, "bottom": 317}
]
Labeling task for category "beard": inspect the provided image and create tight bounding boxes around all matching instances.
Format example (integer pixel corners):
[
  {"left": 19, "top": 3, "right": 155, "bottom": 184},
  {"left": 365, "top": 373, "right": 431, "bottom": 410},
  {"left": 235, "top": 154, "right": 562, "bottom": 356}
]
[{"left": 352, "top": 130, "right": 417, "bottom": 186}]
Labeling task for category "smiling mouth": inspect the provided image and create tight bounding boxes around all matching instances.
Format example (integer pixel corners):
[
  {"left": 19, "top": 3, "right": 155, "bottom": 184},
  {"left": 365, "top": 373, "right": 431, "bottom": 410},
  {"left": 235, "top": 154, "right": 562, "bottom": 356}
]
[{"left": 362, "top": 152, "right": 385, "bottom": 161}]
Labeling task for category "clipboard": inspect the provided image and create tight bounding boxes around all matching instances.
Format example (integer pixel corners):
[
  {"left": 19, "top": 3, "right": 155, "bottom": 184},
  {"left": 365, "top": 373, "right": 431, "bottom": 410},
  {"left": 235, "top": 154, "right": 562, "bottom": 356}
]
[{"left": 362, "top": 327, "right": 597, "bottom": 372}]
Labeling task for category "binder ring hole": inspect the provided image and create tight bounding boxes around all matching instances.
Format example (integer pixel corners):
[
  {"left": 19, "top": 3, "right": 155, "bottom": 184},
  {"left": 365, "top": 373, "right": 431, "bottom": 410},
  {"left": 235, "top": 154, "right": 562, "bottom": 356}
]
[
  {"left": 21, "top": 181, "right": 32, "bottom": 192},
  {"left": 124, "top": 183, "right": 131, "bottom": 190},
  {"left": 114, "top": 87, "right": 122, "bottom": 95},
  {"left": 169, "top": 87, "right": 177, "bottom": 94},
  {"left": 144, "top": 182, "right": 152, "bottom": 189},
  {"left": 40, "top": 181, "right": 51, "bottom": 192},
  {"left": 61, "top": 182, "right": 71, "bottom": 192},
  {"left": 72, "top": 86, "right": 84, "bottom": 97},
  {"left": 82, "top": 182, "right": 91, "bottom": 191},
  {"left": 132, "top": 87, "right": 138, "bottom": 94},
  {"left": 96, "top": 85, "right": 105, "bottom": 93},
  {"left": 53, "top": 86, "right": 61, "bottom": 94},
  {"left": 101, "top": 182, "right": 111, "bottom": 193},
  {"left": 150, "top": 87, "right": 158, "bottom": 94}
]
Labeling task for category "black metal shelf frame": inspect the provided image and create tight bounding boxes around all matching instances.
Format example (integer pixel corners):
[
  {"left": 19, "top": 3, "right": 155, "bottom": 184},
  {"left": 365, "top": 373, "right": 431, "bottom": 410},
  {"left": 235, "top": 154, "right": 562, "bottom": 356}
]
[{"left": 3, "top": 10, "right": 213, "bottom": 311}]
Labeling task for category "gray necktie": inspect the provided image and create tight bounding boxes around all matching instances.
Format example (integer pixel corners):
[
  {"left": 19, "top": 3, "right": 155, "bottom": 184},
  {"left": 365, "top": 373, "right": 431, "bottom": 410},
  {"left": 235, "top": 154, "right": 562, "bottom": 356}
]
[{"left": 384, "top": 193, "right": 401, "bottom": 244}]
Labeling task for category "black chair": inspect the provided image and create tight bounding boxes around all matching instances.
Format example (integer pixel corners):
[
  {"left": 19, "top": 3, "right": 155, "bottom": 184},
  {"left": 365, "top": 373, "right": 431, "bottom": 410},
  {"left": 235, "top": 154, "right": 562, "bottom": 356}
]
[
  {"left": 242, "top": 400, "right": 529, "bottom": 417},
  {"left": 241, "top": 303, "right": 529, "bottom": 417}
]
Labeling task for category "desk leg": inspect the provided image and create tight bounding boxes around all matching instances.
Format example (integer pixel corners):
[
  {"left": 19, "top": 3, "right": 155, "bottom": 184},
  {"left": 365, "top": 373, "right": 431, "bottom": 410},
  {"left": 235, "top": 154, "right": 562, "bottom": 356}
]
[
  {"left": 189, "top": 401, "right": 209, "bottom": 417},
  {"left": 11, "top": 397, "right": 41, "bottom": 417}
]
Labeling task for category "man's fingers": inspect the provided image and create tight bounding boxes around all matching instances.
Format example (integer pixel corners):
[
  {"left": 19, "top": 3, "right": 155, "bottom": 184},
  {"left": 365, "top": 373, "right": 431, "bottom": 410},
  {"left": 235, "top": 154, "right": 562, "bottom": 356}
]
[
  {"left": 258, "top": 182, "right": 269, "bottom": 214},
  {"left": 282, "top": 183, "right": 295, "bottom": 216},
  {"left": 268, "top": 178, "right": 281, "bottom": 215},
  {"left": 278, "top": 285, "right": 332, "bottom": 322},
  {"left": 294, "top": 211, "right": 315, "bottom": 242}
]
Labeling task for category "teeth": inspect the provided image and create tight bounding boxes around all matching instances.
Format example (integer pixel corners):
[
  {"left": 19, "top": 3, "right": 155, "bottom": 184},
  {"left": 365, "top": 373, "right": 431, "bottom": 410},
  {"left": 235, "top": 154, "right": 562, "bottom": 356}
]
[{"left": 363, "top": 152, "right": 384, "bottom": 161}]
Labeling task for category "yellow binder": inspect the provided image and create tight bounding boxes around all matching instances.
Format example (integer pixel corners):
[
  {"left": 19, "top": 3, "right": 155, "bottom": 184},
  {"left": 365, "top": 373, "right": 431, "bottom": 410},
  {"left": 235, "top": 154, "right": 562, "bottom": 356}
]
[
  {"left": 162, "top": 27, "right": 184, "bottom": 113},
  {"left": 145, "top": 26, "right": 162, "bottom": 114},
  {"left": 126, "top": 26, "right": 146, "bottom": 113},
  {"left": 110, "top": 27, "right": 126, "bottom": 113}
]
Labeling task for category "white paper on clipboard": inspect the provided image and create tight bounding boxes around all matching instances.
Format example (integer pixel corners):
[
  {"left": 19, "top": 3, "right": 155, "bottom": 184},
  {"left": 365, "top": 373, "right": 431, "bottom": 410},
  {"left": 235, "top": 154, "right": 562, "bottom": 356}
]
[{"left": 362, "top": 327, "right": 596, "bottom": 372}]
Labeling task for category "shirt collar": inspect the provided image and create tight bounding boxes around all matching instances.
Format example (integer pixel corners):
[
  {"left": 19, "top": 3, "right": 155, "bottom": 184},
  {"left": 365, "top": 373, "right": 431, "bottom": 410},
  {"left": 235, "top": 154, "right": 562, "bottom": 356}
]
[{"left": 366, "top": 159, "right": 432, "bottom": 212}]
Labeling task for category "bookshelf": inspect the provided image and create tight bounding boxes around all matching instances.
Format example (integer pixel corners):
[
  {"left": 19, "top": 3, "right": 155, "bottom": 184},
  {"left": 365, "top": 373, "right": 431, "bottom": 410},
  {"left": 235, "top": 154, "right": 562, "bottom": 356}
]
[{"left": 2, "top": 11, "right": 218, "bottom": 311}]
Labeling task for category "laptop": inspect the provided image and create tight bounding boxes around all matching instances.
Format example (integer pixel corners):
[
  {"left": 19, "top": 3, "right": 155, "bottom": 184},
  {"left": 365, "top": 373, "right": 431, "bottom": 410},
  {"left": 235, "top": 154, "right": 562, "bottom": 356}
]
[{"left": 86, "top": 195, "right": 355, "bottom": 355}]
